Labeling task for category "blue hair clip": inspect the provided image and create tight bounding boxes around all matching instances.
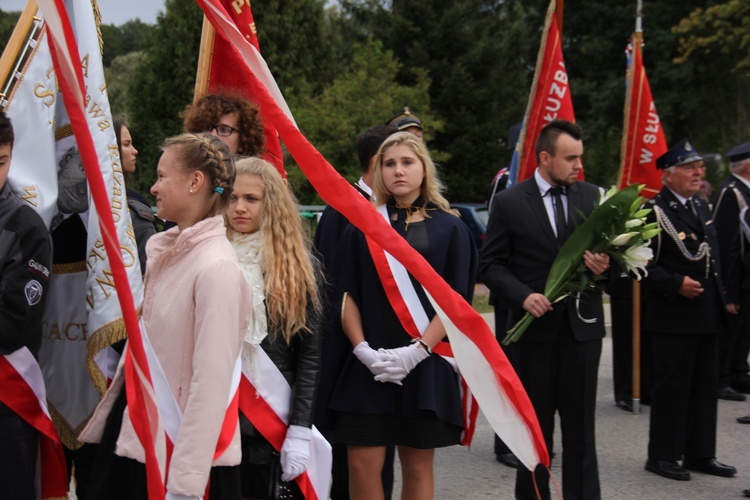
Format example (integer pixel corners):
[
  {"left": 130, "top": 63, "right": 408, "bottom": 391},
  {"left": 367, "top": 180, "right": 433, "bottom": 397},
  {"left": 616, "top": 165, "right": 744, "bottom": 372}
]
[{"left": 214, "top": 186, "right": 224, "bottom": 194}]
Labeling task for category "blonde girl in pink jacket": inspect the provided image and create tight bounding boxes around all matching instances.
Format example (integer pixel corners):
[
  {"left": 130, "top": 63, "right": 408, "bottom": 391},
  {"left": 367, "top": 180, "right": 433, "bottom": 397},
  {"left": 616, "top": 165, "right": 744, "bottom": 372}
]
[{"left": 81, "top": 133, "right": 252, "bottom": 500}]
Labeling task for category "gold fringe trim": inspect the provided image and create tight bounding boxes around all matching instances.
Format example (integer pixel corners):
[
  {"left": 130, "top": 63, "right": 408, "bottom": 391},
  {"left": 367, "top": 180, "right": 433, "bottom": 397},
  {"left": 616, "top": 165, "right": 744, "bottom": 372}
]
[
  {"left": 55, "top": 124, "right": 74, "bottom": 142},
  {"left": 4, "top": 27, "right": 47, "bottom": 109},
  {"left": 90, "top": 0, "right": 104, "bottom": 58},
  {"left": 87, "top": 317, "right": 128, "bottom": 396},
  {"left": 48, "top": 402, "right": 90, "bottom": 451},
  {"left": 53, "top": 261, "right": 87, "bottom": 274}
]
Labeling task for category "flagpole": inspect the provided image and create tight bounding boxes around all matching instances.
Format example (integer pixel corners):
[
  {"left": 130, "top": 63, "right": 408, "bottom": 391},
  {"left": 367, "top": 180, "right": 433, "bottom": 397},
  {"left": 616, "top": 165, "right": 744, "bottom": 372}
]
[
  {"left": 194, "top": 15, "right": 215, "bottom": 102},
  {"left": 0, "top": 1, "right": 38, "bottom": 92},
  {"left": 631, "top": 0, "right": 644, "bottom": 416}
]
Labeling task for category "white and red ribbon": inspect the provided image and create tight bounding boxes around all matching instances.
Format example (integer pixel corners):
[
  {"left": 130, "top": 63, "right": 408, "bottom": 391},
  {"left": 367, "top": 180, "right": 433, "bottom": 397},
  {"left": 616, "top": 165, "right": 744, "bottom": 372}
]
[
  {"left": 0, "top": 348, "right": 68, "bottom": 499},
  {"left": 239, "top": 348, "right": 332, "bottom": 500}
]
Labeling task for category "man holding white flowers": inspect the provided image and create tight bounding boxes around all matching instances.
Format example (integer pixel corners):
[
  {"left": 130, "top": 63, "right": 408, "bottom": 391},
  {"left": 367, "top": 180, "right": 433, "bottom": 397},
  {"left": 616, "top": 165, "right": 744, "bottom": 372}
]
[
  {"left": 480, "top": 119, "right": 609, "bottom": 500},
  {"left": 643, "top": 139, "right": 736, "bottom": 481}
]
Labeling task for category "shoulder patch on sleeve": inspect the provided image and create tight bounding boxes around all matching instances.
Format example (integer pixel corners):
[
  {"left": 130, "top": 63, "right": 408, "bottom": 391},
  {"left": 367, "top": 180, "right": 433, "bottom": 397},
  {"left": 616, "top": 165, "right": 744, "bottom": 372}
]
[{"left": 24, "top": 279, "right": 43, "bottom": 306}]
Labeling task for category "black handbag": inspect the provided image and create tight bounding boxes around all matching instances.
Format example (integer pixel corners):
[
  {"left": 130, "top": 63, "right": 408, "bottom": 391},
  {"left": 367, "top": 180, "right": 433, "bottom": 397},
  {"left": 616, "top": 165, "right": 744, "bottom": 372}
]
[{"left": 267, "top": 452, "right": 304, "bottom": 500}]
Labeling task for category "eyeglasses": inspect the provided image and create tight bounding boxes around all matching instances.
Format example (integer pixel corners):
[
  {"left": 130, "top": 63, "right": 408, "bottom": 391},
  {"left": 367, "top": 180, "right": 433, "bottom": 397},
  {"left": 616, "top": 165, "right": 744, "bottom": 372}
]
[{"left": 208, "top": 124, "right": 240, "bottom": 137}]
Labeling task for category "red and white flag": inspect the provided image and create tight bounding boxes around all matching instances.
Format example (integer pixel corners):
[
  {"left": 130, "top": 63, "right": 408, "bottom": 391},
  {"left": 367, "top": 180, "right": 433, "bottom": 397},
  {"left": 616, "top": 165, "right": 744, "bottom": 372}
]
[
  {"left": 196, "top": 0, "right": 285, "bottom": 176},
  {"left": 196, "top": 0, "right": 549, "bottom": 472},
  {"left": 618, "top": 31, "right": 666, "bottom": 197},
  {"left": 0, "top": 348, "right": 68, "bottom": 499},
  {"left": 510, "top": 0, "right": 577, "bottom": 185}
]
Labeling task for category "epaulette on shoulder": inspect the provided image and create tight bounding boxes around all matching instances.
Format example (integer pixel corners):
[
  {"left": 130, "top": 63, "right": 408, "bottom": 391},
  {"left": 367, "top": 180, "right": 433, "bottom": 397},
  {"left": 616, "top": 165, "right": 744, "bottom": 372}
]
[{"left": 646, "top": 197, "right": 657, "bottom": 206}]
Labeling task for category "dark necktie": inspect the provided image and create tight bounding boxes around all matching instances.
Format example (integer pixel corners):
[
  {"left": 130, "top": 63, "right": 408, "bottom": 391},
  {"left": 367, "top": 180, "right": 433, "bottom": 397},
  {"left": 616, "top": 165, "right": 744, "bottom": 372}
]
[
  {"left": 686, "top": 198, "right": 701, "bottom": 227},
  {"left": 549, "top": 187, "right": 567, "bottom": 244}
]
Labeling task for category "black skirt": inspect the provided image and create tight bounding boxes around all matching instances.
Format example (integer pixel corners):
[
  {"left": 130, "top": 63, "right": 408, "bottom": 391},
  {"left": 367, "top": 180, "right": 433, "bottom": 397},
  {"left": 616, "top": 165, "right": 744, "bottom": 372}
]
[{"left": 88, "top": 386, "right": 242, "bottom": 499}]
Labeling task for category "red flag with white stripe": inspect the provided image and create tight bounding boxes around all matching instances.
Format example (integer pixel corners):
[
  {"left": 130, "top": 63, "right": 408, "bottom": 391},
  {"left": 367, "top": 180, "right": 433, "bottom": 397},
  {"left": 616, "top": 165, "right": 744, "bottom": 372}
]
[
  {"left": 196, "top": 0, "right": 549, "bottom": 471},
  {"left": 197, "top": 0, "right": 285, "bottom": 176}
]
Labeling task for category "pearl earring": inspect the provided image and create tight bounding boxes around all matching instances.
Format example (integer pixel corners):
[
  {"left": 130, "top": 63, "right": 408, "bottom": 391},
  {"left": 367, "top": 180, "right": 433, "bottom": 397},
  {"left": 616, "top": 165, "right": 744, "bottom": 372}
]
[{"left": 189, "top": 188, "right": 194, "bottom": 193}]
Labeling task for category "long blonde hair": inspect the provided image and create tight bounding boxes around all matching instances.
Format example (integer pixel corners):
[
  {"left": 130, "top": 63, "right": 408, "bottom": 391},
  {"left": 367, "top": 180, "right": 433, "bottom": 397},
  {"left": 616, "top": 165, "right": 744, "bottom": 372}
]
[
  {"left": 371, "top": 131, "right": 457, "bottom": 217},
  {"left": 232, "top": 157, "right": 320, "bottom": 342}
]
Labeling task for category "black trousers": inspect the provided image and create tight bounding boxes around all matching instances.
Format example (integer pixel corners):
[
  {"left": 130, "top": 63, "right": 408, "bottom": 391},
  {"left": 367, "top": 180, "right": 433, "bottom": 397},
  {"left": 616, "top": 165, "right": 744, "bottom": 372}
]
[
  {"left": 0, "top": 404, "right": 38, "bottom": 500},
  {"left": 511, "top": 321, "right": 602, "bottom": 500},
  {"left": 493, "top": 306, "right": 513, "bottom": 456},
  {"left": 721, "top": 292, "right": 750, "bottom": 387},
  {"left": 648, "top": 331, "right": 718, "bottom": 461}
]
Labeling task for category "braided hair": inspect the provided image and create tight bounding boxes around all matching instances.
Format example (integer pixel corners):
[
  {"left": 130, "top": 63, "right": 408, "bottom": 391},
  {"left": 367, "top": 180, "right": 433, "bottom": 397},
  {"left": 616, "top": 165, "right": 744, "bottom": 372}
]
[{"left": 162, "top": 133, "right": 236, "bottom": 219}]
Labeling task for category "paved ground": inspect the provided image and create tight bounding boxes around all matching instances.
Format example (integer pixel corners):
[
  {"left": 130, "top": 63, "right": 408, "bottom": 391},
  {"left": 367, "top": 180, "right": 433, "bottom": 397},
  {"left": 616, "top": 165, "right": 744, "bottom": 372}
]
[{"left": 389, "top": 310, "right": 750, "bottom": 499}]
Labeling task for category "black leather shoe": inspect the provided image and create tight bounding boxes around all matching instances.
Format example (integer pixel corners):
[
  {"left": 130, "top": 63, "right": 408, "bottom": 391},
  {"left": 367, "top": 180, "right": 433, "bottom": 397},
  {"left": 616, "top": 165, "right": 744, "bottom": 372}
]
[
  {"left": 743, "top": 489, "right": 750, "bottom": 498},
  {"left": 718, "top": 386, "right": 747, "bottom": 401},
  {"left": 682, "top": 458, "right": 737, "bottom": 477},
  {"left": 616, "top": 400, "right": 633, "bottom": 412},
  {"left": 496, "top": 452, "right": 519, "bottom": 469},
  {"left": 645, "top": 459, "right": 690, "bottom": 481},
  {"left": 737, "top": 415, "right": 750, "bottom": 424}
]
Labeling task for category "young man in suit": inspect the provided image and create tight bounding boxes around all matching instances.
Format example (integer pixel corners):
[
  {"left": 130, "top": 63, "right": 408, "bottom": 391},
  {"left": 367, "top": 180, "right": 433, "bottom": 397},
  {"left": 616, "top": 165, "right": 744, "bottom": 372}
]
[
  {"left": 479, "top": 119, "right": 609, "bottom": 499},
  {"left": 643, "top": 139, "right": 736, "bottom": 481}
]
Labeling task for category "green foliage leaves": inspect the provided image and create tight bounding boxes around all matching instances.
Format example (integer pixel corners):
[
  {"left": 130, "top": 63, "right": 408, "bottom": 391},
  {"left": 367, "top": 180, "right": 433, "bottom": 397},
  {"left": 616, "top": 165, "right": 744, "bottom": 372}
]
[{"left": 287, "top": 40, "right": 440, "bottom": 203}]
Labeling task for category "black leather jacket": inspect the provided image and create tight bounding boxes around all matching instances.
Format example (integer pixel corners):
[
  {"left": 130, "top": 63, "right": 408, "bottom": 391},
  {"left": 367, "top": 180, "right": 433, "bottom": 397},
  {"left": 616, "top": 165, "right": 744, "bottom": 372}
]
[{"left": 241, "top": 298, "right": 322, "bottom": 464}]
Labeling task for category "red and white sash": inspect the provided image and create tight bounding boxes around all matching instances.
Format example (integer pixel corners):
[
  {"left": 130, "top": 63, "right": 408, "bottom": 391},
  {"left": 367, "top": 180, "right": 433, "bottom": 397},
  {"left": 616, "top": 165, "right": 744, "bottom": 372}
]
[
  {"left": 139, "top": 319, "right": 241, "bottom": 477},
  {"left": 0, "top": 348, "right": 68, "bottom": 499},
  {"left": 239, "top": 347, "right": 332, "bottom": 500},
  {"left": 365, "top": 204, "right": 478, "bottom": 444}
]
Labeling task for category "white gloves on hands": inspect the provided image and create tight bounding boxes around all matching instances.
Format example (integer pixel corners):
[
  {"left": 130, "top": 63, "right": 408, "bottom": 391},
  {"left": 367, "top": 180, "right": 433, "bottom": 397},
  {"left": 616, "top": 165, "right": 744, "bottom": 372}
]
[
  {"left": 280, "top": 424, "right": 312, "bottom": 482},
  {"left": 374, "top": 343, "right": 430, "bottom": 385},
  {"left": 353, "top": 341, "right": 406, "bottom": 380},
  {"left": 165, "top": 493, "right": 201, "bottom": 500}
]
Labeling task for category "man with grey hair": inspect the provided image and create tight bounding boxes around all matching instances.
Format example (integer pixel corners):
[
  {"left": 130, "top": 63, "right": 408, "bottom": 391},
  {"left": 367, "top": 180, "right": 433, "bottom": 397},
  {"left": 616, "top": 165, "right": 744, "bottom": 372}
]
[
  {"left": 713, "top": 141, "right": 750, "bottom": 399},
  {"left": 643, "top": 139, "right": 735, "bottom": 481}
]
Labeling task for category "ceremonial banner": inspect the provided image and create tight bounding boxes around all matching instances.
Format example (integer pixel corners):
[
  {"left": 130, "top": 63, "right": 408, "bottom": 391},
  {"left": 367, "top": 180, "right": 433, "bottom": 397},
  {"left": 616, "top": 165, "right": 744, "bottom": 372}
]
[
  {"left": 618, "top": 32, "right": 666, "bottom": 197},
  {"left": 3, "top": 0, "right": 144, "bottom": 451},
  {"left": 197, "top": 0, "right": 549, "bottom": 471},
  {"left": 509, "top": 0, "right": 577, "bottom": 185},
  {"left": 196, "top": 0, "right": 285, "bottom": 175},
  {"left": 15, "top": 0, "right": 164, "bottom": 496}
]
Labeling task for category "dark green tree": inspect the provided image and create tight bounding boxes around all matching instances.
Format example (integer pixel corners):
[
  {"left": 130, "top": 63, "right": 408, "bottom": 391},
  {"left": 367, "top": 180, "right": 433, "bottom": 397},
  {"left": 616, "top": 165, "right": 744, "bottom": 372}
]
[
  {"left": 340, "top": 0, "right": 536, "bottom": 202},
  {"left": 101, "top": 19, "right": 156, "bottom": 68},
  {"left": 286, "top": 40, "right": 440, "bottom": 203},
  {"left": 124, "top": 0, "right": 203, "bottom": 197}
]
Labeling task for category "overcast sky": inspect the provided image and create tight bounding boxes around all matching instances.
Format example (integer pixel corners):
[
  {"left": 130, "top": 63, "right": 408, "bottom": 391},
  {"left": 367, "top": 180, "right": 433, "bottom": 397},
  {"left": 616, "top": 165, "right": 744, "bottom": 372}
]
[{"left": 3, "top": 1, "right": 166, "bottom": 25}]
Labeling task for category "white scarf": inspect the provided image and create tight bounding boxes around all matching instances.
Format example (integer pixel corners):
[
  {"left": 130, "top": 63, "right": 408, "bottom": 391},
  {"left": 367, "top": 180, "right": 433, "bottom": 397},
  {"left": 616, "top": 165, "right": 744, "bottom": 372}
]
[{"left": 228, "top": 230, "right": 268, "bottom": 346}]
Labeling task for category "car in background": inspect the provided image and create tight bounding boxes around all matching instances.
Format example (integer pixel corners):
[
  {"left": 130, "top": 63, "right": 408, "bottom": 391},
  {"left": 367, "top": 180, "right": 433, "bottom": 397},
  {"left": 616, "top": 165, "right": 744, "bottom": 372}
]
[{"left": 451, "top": 203, "right": 489, "bottom": 249}]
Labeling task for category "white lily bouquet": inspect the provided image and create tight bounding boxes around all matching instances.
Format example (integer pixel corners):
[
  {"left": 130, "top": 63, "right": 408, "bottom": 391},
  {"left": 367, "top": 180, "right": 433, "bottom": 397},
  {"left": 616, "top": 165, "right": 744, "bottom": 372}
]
[{"left": 503, "top": 184, "right": 660, "bottom": 344}]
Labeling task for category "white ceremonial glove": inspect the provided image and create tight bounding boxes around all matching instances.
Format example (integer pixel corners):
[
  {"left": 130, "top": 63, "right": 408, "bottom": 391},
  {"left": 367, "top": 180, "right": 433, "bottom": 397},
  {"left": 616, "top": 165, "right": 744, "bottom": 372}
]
[
  {"left": 353, "top": 341, "right": 406, "bottom": 380},
  {"left": 165, "top": 493, "right": 202, "bottom": 500},
  {"left": 374, "top": 343, "right": 430, "bottom": 385},
  {"left": 280, "top": 424, "right": 312, "bottom": 481}
]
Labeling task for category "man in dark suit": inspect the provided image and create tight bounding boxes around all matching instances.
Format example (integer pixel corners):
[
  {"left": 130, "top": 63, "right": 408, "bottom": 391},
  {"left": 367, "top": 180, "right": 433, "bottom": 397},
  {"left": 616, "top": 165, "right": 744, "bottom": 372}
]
[
  {"left": 479, "top": 119, "right": 609, "bottom": 500},
  {"left": 713, "top": 141, "right": 750, "bottom": 399},
  {"left": 643, "top": 139, "right": 736, "bottom": 481},
  {"left": 313, "top": 125, "right": 397, "bottom": 500}
]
